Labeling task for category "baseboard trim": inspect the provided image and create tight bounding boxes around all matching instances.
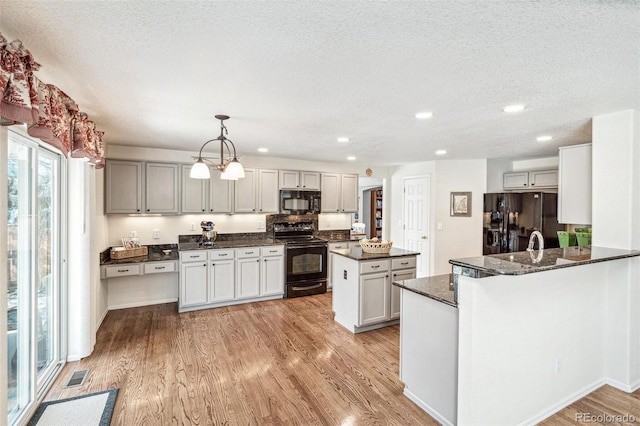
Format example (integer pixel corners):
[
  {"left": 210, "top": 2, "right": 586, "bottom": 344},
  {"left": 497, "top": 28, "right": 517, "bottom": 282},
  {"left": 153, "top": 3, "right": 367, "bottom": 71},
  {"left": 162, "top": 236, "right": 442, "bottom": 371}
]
[
  {"left": 606, "top": 377, "right": 640, "bottom": 393},
  {"left": 519, "top": 378, "right": 605, "bottom": 426},
  {"left": 403, "top": 387, "right": 455, "bottom": 426},
  {"left": 109, "top": 298, "right": 178, "bottom": 311}
]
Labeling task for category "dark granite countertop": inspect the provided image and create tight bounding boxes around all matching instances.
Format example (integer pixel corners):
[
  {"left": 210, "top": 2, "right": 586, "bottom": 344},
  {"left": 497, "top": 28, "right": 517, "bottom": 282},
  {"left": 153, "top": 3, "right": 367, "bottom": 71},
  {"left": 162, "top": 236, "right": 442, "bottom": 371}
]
[
  {"left": 331, "top": 247, "right": 419, "bottom": 261},
  {"left": 178, "top": 233, "right": 280, "bottom": 251},
  {"left": 393, "top": 274, "right": 456, "bottom": 307},
  {"left": 100, "top": 244, "right": 178, "bottom": 265},
  {"left": 449, "top": 246, "right": 640, "bottom": 276}
]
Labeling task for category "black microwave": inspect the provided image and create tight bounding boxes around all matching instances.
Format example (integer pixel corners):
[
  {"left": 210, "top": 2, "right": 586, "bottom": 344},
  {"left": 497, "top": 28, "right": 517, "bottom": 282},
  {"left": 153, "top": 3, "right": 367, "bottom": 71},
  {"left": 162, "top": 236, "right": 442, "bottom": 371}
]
[{"left": 280, "top": 190, "right": 321, "bottom": 214}]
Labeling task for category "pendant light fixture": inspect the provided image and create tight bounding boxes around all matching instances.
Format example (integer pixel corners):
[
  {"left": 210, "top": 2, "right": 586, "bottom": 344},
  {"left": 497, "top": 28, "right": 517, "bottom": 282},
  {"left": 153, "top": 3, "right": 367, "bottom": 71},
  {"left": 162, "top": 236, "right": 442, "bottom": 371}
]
[{"left": 190, "top": 115, "right": 245, "bottom": 180}]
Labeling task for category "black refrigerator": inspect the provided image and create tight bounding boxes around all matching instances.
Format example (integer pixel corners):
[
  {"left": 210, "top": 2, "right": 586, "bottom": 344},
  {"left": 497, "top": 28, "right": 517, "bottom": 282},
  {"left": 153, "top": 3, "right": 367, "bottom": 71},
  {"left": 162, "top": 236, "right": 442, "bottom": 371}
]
[{"left": 483, "top": 192, "right": 563, "bottom": 254}]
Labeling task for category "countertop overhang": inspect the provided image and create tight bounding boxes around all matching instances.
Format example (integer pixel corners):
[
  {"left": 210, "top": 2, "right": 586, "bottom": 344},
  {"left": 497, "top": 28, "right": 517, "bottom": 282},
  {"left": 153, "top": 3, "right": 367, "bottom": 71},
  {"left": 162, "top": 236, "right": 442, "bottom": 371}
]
[
  {"left": 331, "top": 247, "right": 419, "bottom": 261},
  {"left": 449, "top": 246, "right": 640, "bottom": 276},
  {"left": 393, "top": 274, "right": 456, "bottom": 307}
]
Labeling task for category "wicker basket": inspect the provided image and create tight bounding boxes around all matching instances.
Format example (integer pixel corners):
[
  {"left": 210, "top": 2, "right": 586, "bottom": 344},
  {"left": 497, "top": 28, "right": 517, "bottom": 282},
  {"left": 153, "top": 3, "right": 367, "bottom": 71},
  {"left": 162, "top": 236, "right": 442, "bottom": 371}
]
[
  {"left": 110, "top": 246, "right": 148, "bottom": 259},
  {"left": 359, "top": 239, "right": 393, "bottom": 253}
]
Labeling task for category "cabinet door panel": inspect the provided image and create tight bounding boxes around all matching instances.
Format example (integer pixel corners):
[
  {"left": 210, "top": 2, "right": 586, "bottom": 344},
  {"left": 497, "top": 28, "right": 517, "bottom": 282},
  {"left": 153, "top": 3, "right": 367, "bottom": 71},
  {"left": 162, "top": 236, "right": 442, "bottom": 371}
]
[
  {"left": 210, "top": 173, "right": 234, "bottom": 213},
  {"left": 258, "top": 169, "right": 279, "bottom": 213},
  {"left": 234, "top": 168, "right": 257, "bottom": 213},
  {"left": 529, "top": 170, "right": 558, "bottom": 188},
  {"left": 341, "top": 174, "right": 359, "bottom": 213},
  {"left": 390, "top": 269, "right": 416, "bottom": 319},
  {"left": 558, "top": 144, "right": 592, "bottom": 224},
  {"left": 236, "top": 257, "right": 261, "bottom": 299},
  {"left": 359, "top": 272, "right": 389, "bottom": 326},
  {"left": 300, "top": 172, "right": 320, "bottom": 190},
  {"left": 279, "top": 170, "right": 300, "bottom": 189},
  {"left": 181, "top": 164, "right": 207, "bottom": 213},
  {"left": 146, "top": 163, "right": 179, "bottom": 213},
  {"left": 503, "top": 172, "right": 529, "bottom": 189},
  {"left": 180, "top": 262, "right": 208, "bottom": 306},
  {"left": 261, "top": 256, "right": 284, "bottom": 296},
  {"left": 321, "top": 173, "right": 340, "bottom": 212},
  {"left": 105, "top": 160, "right": 143, "bottom": 213},
  {"left": 209, "top": 260, "right": 235, "bottom": 302}
]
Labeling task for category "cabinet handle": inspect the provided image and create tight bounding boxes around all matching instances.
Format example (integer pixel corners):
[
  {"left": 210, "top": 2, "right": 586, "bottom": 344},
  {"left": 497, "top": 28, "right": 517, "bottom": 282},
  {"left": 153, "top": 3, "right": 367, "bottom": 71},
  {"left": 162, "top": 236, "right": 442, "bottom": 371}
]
[
  {"left": 189, "top": 255, "right": 199, "bottom": 258},
  {"left": 136, "top": 209, "right": 140, "bottom": 212},
  {"left": 147, "top": 209, "right": 150, "bottom": 212},
  {"left": 269, "top": 250, "right": 277, "bottom": 253},
  {"left": 154, "top": 266, "right": 166, "bottom": 270},
  {"left": 202, "top": 209, "right": 205, "bottom": 212},
  {"left": 252, "top": 209, "right": 256, "bottom": 212},
  {"left": 257, "top": 259, "right": 260, "bottom": 262},
  {"left": 336, "top": 209, "right": 339, "bottom": 212},
  {"left": 219, "top": 253, "right": 228, "bottom": 257},
  {"left": 401, "top": 262, "right": 408, "bottom": 265},
  {"left": 117, "top": 269, "right": 129, "bottom": 273},
  {"left": 393, "top": 273, "right": 397, "bottom": 277},
  {"left": 203, "top": 264, "right": 206, "bottom": 267},
  {"left": 245, "top": 251, "right": 254, "bottom": 255},
  {"left": 371, "top": 265, "right": 380, "bottom": 269},
  {"left": 210, "top": 209, "right": 213, "bottom": 212},
  {"left": 386, "top": 275, "right": 389, "bottom": 278}
]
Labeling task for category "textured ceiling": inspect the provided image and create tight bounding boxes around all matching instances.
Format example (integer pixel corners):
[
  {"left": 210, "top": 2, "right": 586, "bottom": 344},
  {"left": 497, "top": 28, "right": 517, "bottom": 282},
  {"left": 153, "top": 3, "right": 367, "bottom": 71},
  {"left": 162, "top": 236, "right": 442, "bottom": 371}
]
[{"left": 1, "top": 1, "right": 639, "bottom": 166}]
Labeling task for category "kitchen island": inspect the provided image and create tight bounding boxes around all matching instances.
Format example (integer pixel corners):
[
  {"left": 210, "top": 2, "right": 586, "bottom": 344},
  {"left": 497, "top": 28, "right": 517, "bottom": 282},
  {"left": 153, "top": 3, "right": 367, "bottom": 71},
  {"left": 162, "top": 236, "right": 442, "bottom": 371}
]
[
  {"left": 394, "top": 246, "right": 640, "bottom": 426},
  {"left": 331, "top": 247, "right": 418, "bottom": 333}
]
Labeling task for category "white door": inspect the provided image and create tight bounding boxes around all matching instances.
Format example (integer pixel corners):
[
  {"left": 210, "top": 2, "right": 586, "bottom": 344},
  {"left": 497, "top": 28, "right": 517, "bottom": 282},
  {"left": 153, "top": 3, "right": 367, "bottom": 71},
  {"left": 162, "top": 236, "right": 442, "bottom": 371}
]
[{"left": 403, "top": 176, "right": 430, "bottom": 277}]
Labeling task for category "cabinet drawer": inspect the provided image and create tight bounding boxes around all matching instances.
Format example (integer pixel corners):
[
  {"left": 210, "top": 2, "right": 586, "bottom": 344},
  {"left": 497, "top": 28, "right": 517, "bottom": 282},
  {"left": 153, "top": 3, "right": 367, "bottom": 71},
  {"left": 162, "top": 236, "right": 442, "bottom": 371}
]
[
  {"left": 180, "top": 251, "right": 208, "bottom": 262},
  {"left": 144, "top": 261, "right": 176, "bottom": 274},
  {"left": 391, "top": 257, "right": 416, "bottom": 270},
  {"left": 329, "top": 243, "right": 348, "bottom": 250},
  {"left": 105, "top": 264, "right": 141, "bottom": 278},
  {"left": 360, "top": 260, "right": 388, "bottom": 274},
  {"left": 209, "top": 249, "right": 235, "bottom": 260},
  {"left": 236, "top": 248, "right": 260, "bottom": 258},
  {"left": 261, "top": 246, "right": 284, "bottom": 257}
]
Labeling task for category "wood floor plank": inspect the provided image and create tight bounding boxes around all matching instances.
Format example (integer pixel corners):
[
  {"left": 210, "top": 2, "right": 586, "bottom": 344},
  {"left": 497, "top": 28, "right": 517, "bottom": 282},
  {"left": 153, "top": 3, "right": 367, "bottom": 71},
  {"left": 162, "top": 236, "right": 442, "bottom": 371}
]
[{"left": 43, "top": 293, "right": 639, "bottom": 425}]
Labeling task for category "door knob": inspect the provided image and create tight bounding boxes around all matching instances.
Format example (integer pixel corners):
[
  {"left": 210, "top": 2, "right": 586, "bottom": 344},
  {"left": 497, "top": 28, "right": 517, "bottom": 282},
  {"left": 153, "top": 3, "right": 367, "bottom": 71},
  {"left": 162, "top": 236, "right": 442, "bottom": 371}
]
[{"left": 421, "top": 235, "right": 427, "bottom": 239}]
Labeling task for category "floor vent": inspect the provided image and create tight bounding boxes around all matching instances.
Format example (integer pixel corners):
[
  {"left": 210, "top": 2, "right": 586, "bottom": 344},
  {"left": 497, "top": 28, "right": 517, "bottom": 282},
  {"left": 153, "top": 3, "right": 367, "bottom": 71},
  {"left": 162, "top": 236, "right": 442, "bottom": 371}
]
[{"left": 65, "top": 369, "right": 88, "bottom": 388}]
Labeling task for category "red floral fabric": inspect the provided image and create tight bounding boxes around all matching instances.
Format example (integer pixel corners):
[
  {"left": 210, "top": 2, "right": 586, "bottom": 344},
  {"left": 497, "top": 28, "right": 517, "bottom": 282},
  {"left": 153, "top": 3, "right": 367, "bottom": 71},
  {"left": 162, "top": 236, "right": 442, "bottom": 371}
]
[{"left": 1, "top": 32, "right": 106, "bottom": 165}]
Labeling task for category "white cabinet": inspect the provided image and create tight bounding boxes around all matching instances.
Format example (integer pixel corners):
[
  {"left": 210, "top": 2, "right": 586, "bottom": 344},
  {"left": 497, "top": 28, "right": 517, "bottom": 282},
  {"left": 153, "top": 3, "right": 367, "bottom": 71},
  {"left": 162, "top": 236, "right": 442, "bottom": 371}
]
[
  {"left": 105, "top": 160, "right": 143, "bottom": 213},
  {"left": 279, "top": 170, "right": 321, "bottom": 190},
  {"left": 503, "top": 172, "right": 529, "bottom": 190},
  {"left": 558, "top": 143, "right": 592, "bottom": 224},
  {"left": 144, "top": 262, "right": 176, "bottom": 275},
  {"left": 390, "top": 257, "right": 417, "bottom": 320},
  {"left": 234, "top": 168, "right": 279, "bottom": 214},
  {"left": 328, "top": 241, "right": 361, "bottom": 289},
  {"left": 261, "top": 246, "right": 284, "bottom": 296},
  {"left": 359, "top": 271, "right": 390, "bottom": 326},
  {"left": 529, "top": 170, "right": 558, "bottom": 188},
  {"left": 145, "top": 163, "right": 179, "bottom": 213},
  {"left": 103, "top": 264, "right": 141, "bottom": 278},
  {"left": 209, "top": 175, "right": 234, "bottom": 213},
  {"left": 332, "top": 254, "right": 417, "bottom": 333},
  {"left": 503, "top": 169, "right": 558, "bottom": 190},
  {"left": 180, "top": 260, "right": 208, "bottom": 307},
  {"left": 236, "top": 255, "right": 261, "bottom": 299},
  {"left": 181, "top": 164, "right": 207, "bottom": 213},
  {"left": 209, "top": 250, "right": 235, "bottom": 303},
  {"left": 321, "top": 173, "right": 359, "bottom": 213}
]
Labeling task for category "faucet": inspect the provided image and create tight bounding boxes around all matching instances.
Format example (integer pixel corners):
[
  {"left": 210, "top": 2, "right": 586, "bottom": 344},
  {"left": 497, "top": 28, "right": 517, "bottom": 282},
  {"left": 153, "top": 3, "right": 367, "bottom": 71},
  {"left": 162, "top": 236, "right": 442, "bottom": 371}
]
[{"left": 527, "top": 230, "right": 544, "bottom": 251}]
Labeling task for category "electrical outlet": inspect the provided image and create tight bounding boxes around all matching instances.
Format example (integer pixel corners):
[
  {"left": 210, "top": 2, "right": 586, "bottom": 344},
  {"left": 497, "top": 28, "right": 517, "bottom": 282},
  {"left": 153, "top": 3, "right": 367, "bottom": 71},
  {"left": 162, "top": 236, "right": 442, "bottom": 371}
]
[
  {"left": 437, "top": 223, "right": 443, "bottom": 230},
  {"left": 130, "top": 230, "right": 137, "bottom": 238},
  {"left": 152, "top": 229, "right": 160, "bottom": 239},
  {"left": 190, "top": 223, "right": 196, "bottom": 231},
  {"left": 257, "top": 222, "right": 265, "bottom": 230}
]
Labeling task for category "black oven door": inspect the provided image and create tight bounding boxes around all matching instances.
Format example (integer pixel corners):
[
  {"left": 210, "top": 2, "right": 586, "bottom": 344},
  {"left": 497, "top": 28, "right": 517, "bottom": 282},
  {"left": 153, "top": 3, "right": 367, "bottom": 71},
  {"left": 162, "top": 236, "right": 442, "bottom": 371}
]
[{"left": 286, "top": 244, "right": 327, "bottom": 283}]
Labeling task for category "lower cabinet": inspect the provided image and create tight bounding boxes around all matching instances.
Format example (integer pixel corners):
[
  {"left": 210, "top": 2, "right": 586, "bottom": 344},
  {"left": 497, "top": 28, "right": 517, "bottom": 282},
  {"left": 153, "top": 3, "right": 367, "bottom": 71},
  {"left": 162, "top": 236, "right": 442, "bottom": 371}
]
[
  {"left": 332, "top": 254, "right": 417, "bottom": 333},
  {"left": 179, "top": 245, "right": 284, "bottom": 312}
]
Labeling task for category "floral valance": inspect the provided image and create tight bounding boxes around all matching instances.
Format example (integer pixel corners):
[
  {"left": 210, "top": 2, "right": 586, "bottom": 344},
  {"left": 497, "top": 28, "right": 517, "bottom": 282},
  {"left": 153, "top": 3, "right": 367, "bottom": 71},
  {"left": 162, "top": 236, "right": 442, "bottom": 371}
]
[{"left": 0, "top": 33, "right": 104, "bottom": 168}]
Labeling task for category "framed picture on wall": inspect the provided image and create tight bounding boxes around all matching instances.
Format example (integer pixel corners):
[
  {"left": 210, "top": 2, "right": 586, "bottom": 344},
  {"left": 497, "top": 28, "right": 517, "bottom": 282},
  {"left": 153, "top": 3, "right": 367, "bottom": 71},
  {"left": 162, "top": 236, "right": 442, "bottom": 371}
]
[{"left": 450, "top": 192, "right": 472, "bottom": 217}]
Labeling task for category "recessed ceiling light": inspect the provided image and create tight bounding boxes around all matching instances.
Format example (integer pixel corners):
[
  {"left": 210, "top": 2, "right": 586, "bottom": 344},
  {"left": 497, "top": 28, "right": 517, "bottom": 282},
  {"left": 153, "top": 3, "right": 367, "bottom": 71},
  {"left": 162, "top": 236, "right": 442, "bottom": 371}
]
[
  {"left": 415, "top": 112, "right": 433, "bottom": 119},
  {"left": 435, "top": 149, "right": 447, "bottom": 156},
  {"left": 503, "top": 104, "right": 525, "bottom": 113},
  {"left": 337, "top": 137, "right": 350, "bottom": 143},
  {"left": 536, "top": 136, "right": 553, "bottom": 142},
  {"left": 257, "top": 147, "right": 268, "bottom": 153},
  {"left": 347, "top": 156, "right": 356, "bottom": 161}
]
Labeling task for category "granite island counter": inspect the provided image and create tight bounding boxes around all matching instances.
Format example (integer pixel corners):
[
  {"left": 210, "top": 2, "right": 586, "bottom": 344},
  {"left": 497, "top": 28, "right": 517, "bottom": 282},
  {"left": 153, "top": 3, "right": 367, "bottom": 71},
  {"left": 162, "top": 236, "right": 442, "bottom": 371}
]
[
  {"left": 394, "top": 246, "right": 640, "bottom": 425},
  {"left": 331, "top": 247, "right": 418, "bottom": 333}
]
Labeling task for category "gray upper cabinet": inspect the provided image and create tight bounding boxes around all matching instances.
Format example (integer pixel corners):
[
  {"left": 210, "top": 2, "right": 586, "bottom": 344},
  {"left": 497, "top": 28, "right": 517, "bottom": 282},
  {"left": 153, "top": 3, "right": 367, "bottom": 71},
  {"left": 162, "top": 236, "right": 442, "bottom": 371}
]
[
  {"left": 279, "top": 170, "right": 321, "bottom": 190},
  {"left": 181, "top": 164, "right": 207, "bottom": 213},
  {"left": 105, "top": 160, "right": 143, "bottom": 214},
  {"left": 234, "top": 168, "right": 258, "bottom": 213},
  {"left": 257, "top": 169, "right": 279, "bottom": 213},
  {"left": 503, "top": 172, "right": 529, "bottom": 189},
  {"left": 209, "top": 169, "right": 234, "bottom": 213},
  {"left": 558, "top": 144, "right": 592, "bottom": 224},
  {"left": 503, "top": 170, "right": 558, "bottom": 190},
  {"left": 145, "top": 163, "right": 179, "bottom": 213},
  {"left": 321, "top": 173, "right": 358, "bottom": 213}
]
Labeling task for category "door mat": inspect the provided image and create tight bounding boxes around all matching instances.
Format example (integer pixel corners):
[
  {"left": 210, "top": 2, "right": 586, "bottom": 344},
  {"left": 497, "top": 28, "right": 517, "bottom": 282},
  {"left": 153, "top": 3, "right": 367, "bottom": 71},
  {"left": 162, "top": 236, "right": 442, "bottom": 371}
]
[{"left": 28, "top": 388, "right": 118, "bottom": 426}]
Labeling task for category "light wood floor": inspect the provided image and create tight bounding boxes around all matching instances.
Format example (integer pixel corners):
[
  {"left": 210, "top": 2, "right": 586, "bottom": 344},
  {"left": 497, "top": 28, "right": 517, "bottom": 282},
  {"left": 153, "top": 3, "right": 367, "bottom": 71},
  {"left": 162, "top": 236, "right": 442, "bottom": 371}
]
[{"left": 45, "top": 293, "right": 640, "bottom": 425}]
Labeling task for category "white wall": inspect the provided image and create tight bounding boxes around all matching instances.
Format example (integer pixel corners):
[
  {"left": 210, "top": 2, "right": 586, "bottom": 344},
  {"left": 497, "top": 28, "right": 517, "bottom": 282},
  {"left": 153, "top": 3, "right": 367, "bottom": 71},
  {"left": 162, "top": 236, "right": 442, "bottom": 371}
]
[
  {"left": 93, "top": 169, "right": 109, "bottom": 327},
  {"left": 592, "top": 109, "right": 640, "bottom": 391},
  {"left": 433, "top": 160, "right": 487, "bottom": 274}
]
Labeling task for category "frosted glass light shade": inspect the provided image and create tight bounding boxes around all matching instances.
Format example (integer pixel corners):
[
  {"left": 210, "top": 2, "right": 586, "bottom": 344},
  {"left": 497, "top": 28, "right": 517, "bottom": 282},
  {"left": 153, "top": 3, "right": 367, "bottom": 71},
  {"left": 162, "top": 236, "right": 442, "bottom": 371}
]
[
  {"left": 220, "top": 169, "right": 238, "bottom": 180},
  {"left": 223, "top": 159, "right": 245, "bottom": 179},
  {"left": 190, "top": 160, "right": 210, "bottom": 179}
]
